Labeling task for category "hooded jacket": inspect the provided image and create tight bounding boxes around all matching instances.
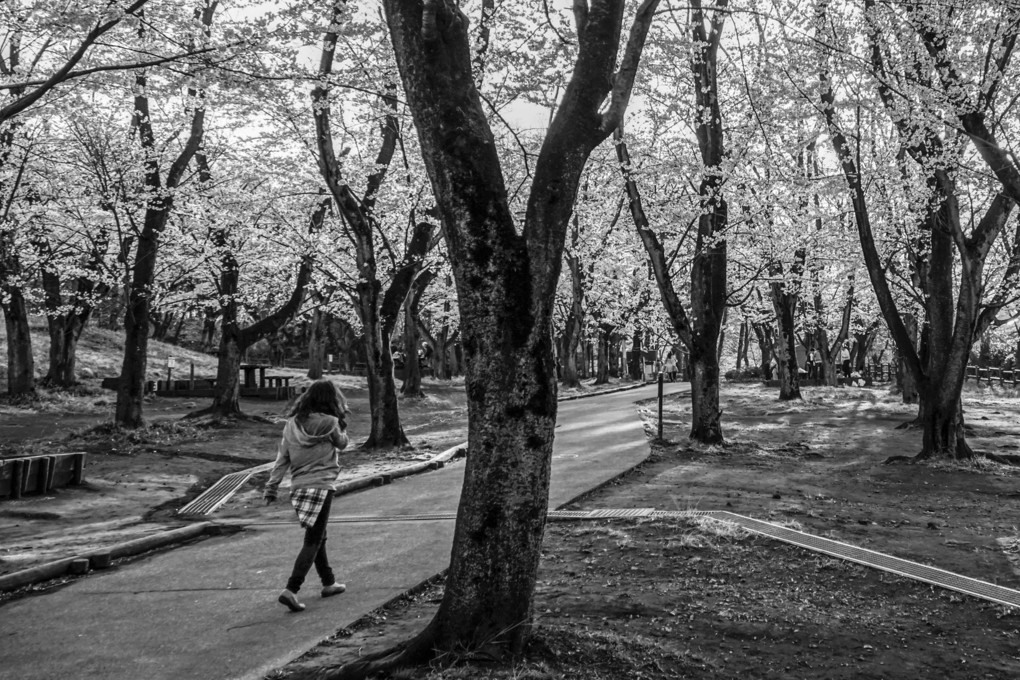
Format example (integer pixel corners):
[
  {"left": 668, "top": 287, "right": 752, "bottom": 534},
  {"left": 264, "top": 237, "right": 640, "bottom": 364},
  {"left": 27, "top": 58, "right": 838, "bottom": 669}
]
[{"left": 264, "top": 413, "right": 348, "bottom": 500}]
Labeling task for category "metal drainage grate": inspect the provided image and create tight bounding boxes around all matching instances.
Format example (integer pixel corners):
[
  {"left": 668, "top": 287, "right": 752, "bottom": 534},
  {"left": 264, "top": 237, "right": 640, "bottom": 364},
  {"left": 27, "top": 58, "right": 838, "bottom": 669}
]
[
  {"left": 332, "top": 513, "right": 458, "bottom": 523},
  {"left": 585, "top": 507, "right": 654, "bottom": 518},
  {"left": 178, "top": 462, "right": 274, "bottom": 515},
  {"left": 328, "top": 508, "right": 657, "bottom": 523},
  {"left": 691, "top": 510, "right": 1020, "bottom": 610}
]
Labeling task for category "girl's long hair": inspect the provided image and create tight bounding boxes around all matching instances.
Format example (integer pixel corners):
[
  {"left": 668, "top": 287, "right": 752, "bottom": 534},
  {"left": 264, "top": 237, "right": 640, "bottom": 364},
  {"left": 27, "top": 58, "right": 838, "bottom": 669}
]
[{"left": 289, "top": 379, "right": 348, "bottom": 426}]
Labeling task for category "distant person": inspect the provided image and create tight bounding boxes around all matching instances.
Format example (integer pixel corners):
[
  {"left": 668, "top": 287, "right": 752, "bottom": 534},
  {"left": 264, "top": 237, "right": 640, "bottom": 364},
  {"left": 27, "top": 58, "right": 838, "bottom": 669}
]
[
  {"left": 264, "top": 379, "right": 350, "bottom": 612},
  {"left": 664, "top": 355, "right": 678, "bottom": 382}
]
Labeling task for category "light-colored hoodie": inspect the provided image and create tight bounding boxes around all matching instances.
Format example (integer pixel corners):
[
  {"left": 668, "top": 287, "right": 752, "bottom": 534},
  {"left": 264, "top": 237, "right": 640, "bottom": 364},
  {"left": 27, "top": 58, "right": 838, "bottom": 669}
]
[{"left": 264, "top": 413, "right": 349, "bottom": 500}]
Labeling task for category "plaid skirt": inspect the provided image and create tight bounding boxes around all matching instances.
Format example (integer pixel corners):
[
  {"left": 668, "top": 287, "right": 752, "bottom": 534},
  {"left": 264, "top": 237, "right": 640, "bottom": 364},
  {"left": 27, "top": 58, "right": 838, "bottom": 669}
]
[{"left": 290, "top": 488, "right": 332, "bottom": 529}]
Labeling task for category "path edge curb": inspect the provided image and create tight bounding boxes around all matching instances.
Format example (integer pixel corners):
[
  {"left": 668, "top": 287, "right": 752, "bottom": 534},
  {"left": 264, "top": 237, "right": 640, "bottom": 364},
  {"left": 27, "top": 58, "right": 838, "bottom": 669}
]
[{"left": 0, "top": 522, "right": 215, "bottom": 593}]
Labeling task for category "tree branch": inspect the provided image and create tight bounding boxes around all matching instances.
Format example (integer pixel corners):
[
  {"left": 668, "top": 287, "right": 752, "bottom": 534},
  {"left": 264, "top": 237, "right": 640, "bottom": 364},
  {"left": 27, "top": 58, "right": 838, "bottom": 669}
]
[{"left": 0, "top": 0, "right": 151, "bottom": 124}]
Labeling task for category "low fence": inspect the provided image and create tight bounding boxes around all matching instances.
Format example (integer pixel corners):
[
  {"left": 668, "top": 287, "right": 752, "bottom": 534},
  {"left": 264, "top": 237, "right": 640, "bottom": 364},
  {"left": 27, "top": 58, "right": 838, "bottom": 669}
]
[
  {"left": 861, "top": 363, "right": 896, "bottom": 383},
  {"left": 965, "top": 365, "right": 1019, "bottom": 387}
]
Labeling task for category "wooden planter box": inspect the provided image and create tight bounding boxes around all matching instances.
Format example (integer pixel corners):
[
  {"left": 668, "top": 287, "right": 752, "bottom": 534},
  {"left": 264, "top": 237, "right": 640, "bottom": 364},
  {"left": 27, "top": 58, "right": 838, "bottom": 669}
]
[{"left": 0, "top": 452, "right": 86, "bottom": 500}]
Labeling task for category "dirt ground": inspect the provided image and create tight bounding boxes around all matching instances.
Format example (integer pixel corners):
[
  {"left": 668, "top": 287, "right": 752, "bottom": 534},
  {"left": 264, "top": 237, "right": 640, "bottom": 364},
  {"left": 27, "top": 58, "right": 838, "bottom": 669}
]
[{"left": 270, "top": 382, "right": 1020, "bottom": 680}]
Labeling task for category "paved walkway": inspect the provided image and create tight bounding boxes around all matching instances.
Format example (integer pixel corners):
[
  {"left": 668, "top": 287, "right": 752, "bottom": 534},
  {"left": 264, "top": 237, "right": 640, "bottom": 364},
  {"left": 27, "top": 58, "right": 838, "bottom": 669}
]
[{"left": 0, "top": 382, "right": 687, "bottom": 680}]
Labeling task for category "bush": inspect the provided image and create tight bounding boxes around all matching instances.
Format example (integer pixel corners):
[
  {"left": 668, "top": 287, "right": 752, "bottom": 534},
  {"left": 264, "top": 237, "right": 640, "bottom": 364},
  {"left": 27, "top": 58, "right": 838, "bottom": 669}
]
[{"left": 724, "top": 367, "right": 762, "bottom": 382}]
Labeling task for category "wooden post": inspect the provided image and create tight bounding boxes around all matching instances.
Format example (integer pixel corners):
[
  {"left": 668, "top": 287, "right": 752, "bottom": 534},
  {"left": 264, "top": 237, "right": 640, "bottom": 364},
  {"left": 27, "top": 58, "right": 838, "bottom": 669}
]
[
  {"left": 38, "top": 456, "right": 52, "bottom": 493},
  {"left": 657, "top": 372, "right": 664, "bottom": 442},
  {"left": 72, "top": 453, "right": 85, "bottom": 485},
  {"left": 9, "top": 459, "right": 22, "bottom": 499}
]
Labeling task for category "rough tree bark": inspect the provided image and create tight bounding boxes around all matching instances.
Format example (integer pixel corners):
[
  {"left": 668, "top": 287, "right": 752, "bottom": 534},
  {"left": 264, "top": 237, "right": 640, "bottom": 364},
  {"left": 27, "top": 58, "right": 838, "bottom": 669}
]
[
  {"left": 686, "top": 0, "right": 729, "bottom": 443},
  {"left": 306, "top": 305, "right": 327, "bottom": 380},
  {"left": 0, "top": 1, "right": 152, "bottom": 397},
  {"left": 811, "top": 282, "right": 854, "bottom": 387},
  {"left": 613, "top": 0, "right": 728, "bottom": 442},
  {"left": 311, "top": 7, "right": 434, "bottom": 448},
  {"left": 768, "top": 249, "right": 806, "bottom": 400},
  {"left": 0, "top": 62, "right": 35, "bottom": 397},
  {"left": 593, "top": 322, "right": 615, "bottom": 385},
  {"left": 35, "top": 234, "right": 110, "bottom": 387},
  {"left": 752, "top": 320, "right": 775, "bottom": 380},
  {"left": 820, "top": 0, "right": 1018, "bottom": 460},
  {"left": 325, "top": 1, "right": 661, "bottom": 676},
  {"left": 400, "top": 269, "right": 434, "bottom": 398},
  {"left": 559, "top": 250, "right": 584, "bottom": 388},
  {"left": 190, "top": 197, "right": 321, "bottom": 419},
  {"left": 115, "top": 2, "right": 216, "bottom": 428},
  {"left": 0, "top": 128, "right": 35, "bottom": 397}
]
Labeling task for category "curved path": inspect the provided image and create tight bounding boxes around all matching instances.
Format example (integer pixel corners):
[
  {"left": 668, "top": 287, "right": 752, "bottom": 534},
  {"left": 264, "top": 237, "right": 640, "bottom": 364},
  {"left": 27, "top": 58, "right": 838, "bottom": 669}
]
[{"left": 0, "top": 382, "right": 687, "bottom": 680}]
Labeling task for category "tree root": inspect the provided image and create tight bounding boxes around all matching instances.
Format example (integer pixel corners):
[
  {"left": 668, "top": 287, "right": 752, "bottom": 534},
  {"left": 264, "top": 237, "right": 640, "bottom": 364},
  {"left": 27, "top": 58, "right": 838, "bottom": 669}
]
[
  {"left": 984, "top": 452, "right": 1020, "bottom": 467},
  {"left": 884, "top": 451, "right": 1020, "bottom": 467},
  {"left": 307, "top": 618, "right": 441, "bottom": 680},
  {"left": 894, "top": 418, "right": 921, "bottom": 430},
  {"left": 182, "top": 407, "right": 271, "bottom": 424},
  {"left": 882, "top": 454, "right": 917, "bottom": 464}
]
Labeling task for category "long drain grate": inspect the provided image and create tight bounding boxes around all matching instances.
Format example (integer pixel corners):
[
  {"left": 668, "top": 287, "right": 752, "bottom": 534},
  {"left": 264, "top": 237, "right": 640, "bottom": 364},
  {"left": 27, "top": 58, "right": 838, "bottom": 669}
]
[
  {"left": 178, "top": 463, "right": 274, "bottom": 515},
  {"left": 327, "top": 509, "right": 656, "bottom": 523},
  {"left": 693, "top": 510, "right": 1020, "bottom": 610},
  {"left": 324, "top": 507, "right": 1020, "bottom": 610}
]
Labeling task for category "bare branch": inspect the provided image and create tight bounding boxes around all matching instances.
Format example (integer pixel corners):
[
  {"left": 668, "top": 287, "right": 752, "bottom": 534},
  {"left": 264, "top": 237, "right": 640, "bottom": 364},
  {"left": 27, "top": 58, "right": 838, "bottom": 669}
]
[
  {"left": 601, "top": 0, "right": 662, "bottom": 134},
  {"left": 0, "top": 0, "right": 151, "bottom": 124}
]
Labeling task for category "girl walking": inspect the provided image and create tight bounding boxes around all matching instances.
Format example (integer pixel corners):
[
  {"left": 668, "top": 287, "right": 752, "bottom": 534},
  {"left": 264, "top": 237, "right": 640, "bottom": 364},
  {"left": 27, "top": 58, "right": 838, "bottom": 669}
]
[{"left": 264, "top": 379, "right": 350, "bottom": 612}]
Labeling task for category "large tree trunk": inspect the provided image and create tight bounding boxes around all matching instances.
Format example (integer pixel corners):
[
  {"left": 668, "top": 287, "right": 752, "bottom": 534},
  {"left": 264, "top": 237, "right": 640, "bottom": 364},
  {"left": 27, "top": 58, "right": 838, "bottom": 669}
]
[
  {"left": 769, "top": 261, "right": 803, "bottom": 400},
  {"left": 772, "top": 311, "right": 801, "bottom": 399},
  {"left": 612, "top": 2, "right": 727, "bottom": 445},
  {"left": 324, "top": 1, "right": 660, "bottom": 674},
  {"left": 919, "top": 386, "right": 970, "bottom": 459},
  {"left": 1, "top": 122, "right": 35, "bottom": 397},
  {"left": 735, "top": 319, "right": 749, "bottom": 371},
  {"left": 823, "top": 7, "right": 1015, "bottom": 461},
  {"left": 199, "top": 250, "right": 313, "bottom": 418},
  {"left": 116, "top": 211, "right": 165, "bottom": 427},
  {"left": 560, "top": 253, "right": 584, "bottom": 388},
  {"left": 435, "top": 325, "right": 451, "bottom": 379},
  {"left": 312, "top": 17, "right": 435, "bottom": 448},
  {"left": 685, "top": 1, "right": 728, "bottom": 444},
  {"left": 211, "top": 332, "right": 243, "bottom": 413},
  {"left": 115, "top": 4, "right": 211, "bottom": 427},
  {"left": 401, "top": 271, "right": 432, "bottom": 398},
  {"left": 306, "top": 310, "right": 326, "bottom": 380},
  {"left": 45, "top": 312, "right": 89, "bottom": 388},
  {"left": 752, "top": 321, "right": 775, "bottom": 380},
  {"left": 200, "top": 306, "right": 218, "bottom": 351},
  {"left": 898, "top": 313, "right": 920, "bottom": 404},
  {"left": 690, "top": 340, "right": 722, "bottom": 441},
  {"left": 2, "top": 289, "right": 35, "bottom": 396},
  {"left": 37, "top": 237, "right": 108, "bottom": 388},
  {"left": 594, "top": 323, "right": 613, "bottom": 385}
]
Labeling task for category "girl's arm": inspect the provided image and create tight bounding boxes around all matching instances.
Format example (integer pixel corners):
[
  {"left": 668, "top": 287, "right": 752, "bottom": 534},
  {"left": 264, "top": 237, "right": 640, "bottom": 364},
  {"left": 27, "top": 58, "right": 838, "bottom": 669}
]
[
  {"left": 263, "top": 439, "right": 291, "bottom": 502},
  {"left": 330, "top": 421, "right": 349, "bottom": 452}
]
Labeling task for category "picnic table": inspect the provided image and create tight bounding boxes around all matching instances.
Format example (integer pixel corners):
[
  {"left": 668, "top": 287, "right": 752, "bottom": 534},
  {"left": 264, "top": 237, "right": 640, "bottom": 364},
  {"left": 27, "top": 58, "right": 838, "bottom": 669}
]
[{"left": 240, "top": 363, "right": 270, "bottom": 389}]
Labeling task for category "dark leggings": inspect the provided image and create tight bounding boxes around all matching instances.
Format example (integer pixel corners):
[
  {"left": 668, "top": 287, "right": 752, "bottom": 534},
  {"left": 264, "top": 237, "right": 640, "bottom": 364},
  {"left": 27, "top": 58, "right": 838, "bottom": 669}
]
[{"left": 286, "top": 493, "right": 335, "bottom": 593}]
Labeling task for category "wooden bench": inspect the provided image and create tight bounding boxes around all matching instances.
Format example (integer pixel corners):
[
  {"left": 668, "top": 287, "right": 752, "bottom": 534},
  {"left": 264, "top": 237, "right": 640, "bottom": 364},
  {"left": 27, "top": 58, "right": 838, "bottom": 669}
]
[
  {"left": 0, "top": 452, "right": 86, "bottom": 500},
  {"left": 263, "top": 376, "right": 295, "bottom": 400}
]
